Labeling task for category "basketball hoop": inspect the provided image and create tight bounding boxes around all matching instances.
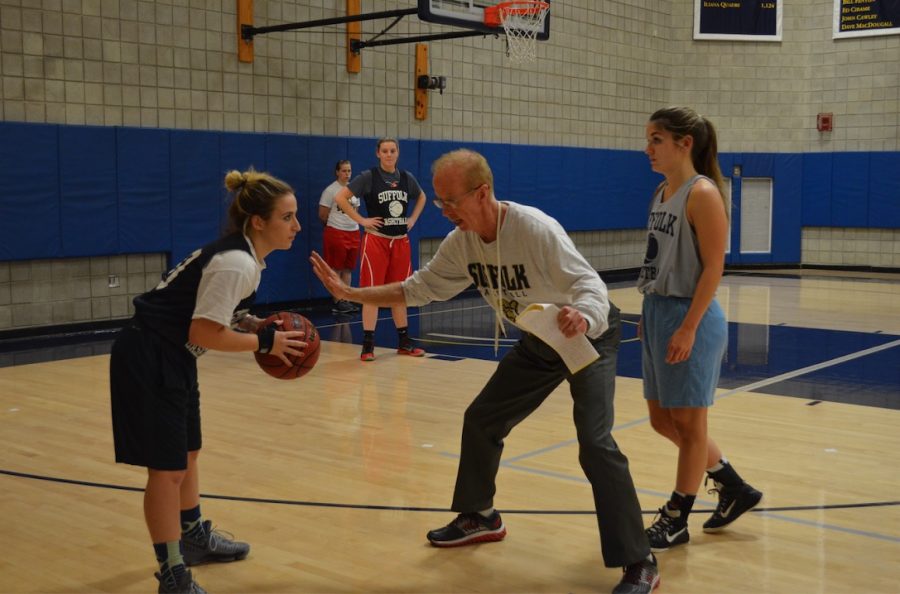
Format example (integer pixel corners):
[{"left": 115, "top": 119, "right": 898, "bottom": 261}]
[{"left": 484, "top": 1, "right": 549, "bottom": 64}]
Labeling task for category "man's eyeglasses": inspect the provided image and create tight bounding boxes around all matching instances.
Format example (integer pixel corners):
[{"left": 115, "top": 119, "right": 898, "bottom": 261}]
[{"left": 432, "top": 184, "right": 483, "bottom": 209}]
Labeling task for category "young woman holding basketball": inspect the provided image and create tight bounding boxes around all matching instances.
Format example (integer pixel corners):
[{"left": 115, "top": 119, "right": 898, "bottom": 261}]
[
  {"left": 109, "top": 169, "right": 307, "bottom": 594},
  {"left": 638, "top": 106, "right": 762, "bottom": 552},
  {"left": 331, "top": 137, "right": 427, "bottom": 361}
]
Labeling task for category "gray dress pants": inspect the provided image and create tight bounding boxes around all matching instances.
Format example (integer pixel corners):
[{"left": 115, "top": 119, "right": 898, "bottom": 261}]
[{"left": 449, "top": 305, "right": 650, "bottom": 567}]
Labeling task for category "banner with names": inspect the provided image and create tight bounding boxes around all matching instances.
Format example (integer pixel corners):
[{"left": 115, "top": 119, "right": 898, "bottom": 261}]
[
  {"left": 834, "top": 0, "right": 900, "bottom": 38},
  {"left": 694, "top": 0, "right": 782, "bottom": 41}
]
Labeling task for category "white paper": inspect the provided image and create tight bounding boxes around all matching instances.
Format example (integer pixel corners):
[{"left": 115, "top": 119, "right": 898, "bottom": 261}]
[{"left": 515, "top": 303, "right": 600, "bottom": 374}]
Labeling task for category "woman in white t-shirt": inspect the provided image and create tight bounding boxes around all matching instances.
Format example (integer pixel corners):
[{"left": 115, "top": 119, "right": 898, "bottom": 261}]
[
  {"left": 110, "top": 169, "right": 307, "bottom": 594},
  {"left": 318, "top": 160, "right": 361, "bottom": 315}
]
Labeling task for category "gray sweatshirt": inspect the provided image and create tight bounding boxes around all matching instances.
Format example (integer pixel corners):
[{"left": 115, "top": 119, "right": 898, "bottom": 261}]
[{"left": 402, "top": 201, "right": 610, "bottom": 339}]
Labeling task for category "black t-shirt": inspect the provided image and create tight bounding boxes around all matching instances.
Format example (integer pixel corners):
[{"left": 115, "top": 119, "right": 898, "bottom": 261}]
[{"left": 347, "top": 167, "right": 422, "bottom": 237}]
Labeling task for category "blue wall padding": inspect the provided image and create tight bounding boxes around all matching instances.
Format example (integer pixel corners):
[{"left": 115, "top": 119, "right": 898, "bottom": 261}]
[
  {"left": 740, "top": 153, "right": 775, "bottom": 177},
  {"left": 557, "top": 146, "right": 590, "bottom": 224},
  {"left": 801, "top": 153, "right": 832, "bottom": 226},
  {"left": 592, "top": 149, "right": 661, "bottom": 230},
  {"left": 170, "top": 131, "right": 222, "bottom": 265},
  {"left": 868, "top": 152, "right": 900, "bottom": 228},
  {"left": 257, "top": 133, "right": 309, "bottom": 303},
  {"left": 773, "top": 154, "right": 803, "bottom": 263},
  {"left": 509, "top": 145, "right": 560, "bottom": 213},
  {"left": 347, "top": 137, "right": 377, "bottom": 180},
  {"left": 2, "top": 122, "right": 899, "bottom": 307},
  {"left": 831, "top": 152, "right": 870, "bottom": 227},
  {"left": 117, "top": 128, "right": 171, "bottom": 253},
  {"left": 59, "top": 126, "right": 118, "bottom": 256},
  {"left": 0, "top": 122, "right": 61, "bottom": 260}
]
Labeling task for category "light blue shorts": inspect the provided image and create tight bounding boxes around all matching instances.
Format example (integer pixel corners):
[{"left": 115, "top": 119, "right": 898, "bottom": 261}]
[{"left": 641, "top": 293, "right": 727, "bottom": 408}]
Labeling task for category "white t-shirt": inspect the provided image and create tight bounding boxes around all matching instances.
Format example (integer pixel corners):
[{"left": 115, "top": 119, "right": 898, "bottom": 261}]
[
  {"left": 402, "top": 201, "right": 610, "bottom": 339},
  {"left": 319, "top": 180, "right": 360, "bottom": 231},
  {"left": 192, "top": 236, "right": 264, "bottom": 327}
]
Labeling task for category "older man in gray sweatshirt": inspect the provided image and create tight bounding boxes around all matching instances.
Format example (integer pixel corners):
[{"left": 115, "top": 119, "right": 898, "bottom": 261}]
[{"left": 310, "top": 148, "right": 658, "bottom": 594}]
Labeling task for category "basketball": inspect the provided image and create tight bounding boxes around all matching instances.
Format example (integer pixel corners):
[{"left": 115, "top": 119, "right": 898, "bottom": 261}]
[{"left": 254, "top": 312, "right": 321, "bottom": 380}]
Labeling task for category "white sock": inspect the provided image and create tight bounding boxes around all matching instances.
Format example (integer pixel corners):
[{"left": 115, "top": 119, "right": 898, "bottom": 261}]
[
  {"left": 663, "top": 503, "right": 681, "bottom": 518},
  {"left": 477, "top": 508, "right": 494, "bottom": 518},
  {"left": 707, "top": 458, "right": 727, "bottom": 473}
]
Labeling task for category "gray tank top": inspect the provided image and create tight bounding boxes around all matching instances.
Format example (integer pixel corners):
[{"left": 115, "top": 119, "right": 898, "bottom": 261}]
[{"left": 636, "top": 175, "right": 706, "bottom": 298}]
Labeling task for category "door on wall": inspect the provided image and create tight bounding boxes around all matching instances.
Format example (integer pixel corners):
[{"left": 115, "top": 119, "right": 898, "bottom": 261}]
[{"left": 727, "top": 176, "right": 773, "bottom": 264}]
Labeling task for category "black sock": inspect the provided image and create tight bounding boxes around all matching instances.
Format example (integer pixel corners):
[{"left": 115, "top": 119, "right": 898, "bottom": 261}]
[
  {"left": 667, "top": 491, "right": 696, "bottom": 524},
  {"left": 708, "top": 460, "right": 743, "bottom": 487},
  {"left": 398, "top": 327, "right": 416, "bottom": 348},
  {"left": 180, "top": 505, "right": 204, "bottom": 538},
  {"left": 363, "top": 330, "right": 375, "bottom": 345}
]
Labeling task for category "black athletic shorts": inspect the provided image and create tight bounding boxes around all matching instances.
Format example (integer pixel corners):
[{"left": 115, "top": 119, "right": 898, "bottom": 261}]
[{"left": 110, "top": 319, "right": 201, "bottom": 470}]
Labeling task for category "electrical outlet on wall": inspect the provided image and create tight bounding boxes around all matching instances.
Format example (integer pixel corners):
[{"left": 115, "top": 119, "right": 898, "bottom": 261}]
[{"left": 108, "top": 275, "right": 120, "bottom": 288}]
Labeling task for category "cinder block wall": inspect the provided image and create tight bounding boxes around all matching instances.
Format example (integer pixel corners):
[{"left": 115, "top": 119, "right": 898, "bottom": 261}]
[{"left": 1, "top": 0, "right": 897, "bottom": 330}]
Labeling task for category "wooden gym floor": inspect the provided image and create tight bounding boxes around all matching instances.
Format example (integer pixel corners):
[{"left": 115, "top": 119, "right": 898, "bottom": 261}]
[{"left": 1, "top": 272, "right": 898, "bottom": 593}]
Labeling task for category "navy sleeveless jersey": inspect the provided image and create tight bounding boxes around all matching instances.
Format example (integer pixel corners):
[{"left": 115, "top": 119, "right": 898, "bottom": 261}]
[
  {"left": 364, "top": 167, "right": 412, "bottom": 237},
  {"left": 133, "top": 232, "right": 257, "bottom": 356}
]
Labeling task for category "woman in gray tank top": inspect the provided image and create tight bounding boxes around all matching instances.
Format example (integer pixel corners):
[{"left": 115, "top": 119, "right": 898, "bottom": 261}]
[{"left": 637, "top": 106, "right": 763, "bottom": 553}]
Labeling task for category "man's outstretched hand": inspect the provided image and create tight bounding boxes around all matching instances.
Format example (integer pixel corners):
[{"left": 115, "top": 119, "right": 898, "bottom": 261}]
[{"left": 310, "top": 251, "right": 351, "bottom": 302}]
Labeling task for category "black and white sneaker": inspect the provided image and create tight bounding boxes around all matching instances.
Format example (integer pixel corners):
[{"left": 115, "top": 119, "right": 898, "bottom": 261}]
[
  {"left": 182, "top": 520, "right": 250, "bottom": 566},
  {"left": 702, "top": 480, "right": 763, "bottom": 533},
  {"left": 427, "top": 511, "right": 506, "bottom": 547},
  {"left": 646, "top": 507, "right": 689, "bottom": 552}
]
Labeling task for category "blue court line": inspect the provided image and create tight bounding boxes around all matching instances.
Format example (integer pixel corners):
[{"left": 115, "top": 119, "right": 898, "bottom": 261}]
[
  {"left": 712, "top": 337, "right": 900, "bottom": 400},
  {"left": 750, "top": 511, "right": 900, "bottom": 543}
]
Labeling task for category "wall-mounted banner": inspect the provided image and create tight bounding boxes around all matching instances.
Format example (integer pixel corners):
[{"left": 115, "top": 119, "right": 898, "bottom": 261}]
[
  {"left": 834, "top": 0, "right": 900, "bottom": 38},
  {"left": 694, "top": 1, "right": 782, "bottom": 41}
]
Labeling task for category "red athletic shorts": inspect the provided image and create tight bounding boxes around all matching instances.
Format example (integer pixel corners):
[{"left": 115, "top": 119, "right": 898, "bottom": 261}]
[
  {"left": 360, "top": 233, "right": 412, "bottom": 287},
  {"left": 322, "top": 226, "right": 360, "bottom": 271}
]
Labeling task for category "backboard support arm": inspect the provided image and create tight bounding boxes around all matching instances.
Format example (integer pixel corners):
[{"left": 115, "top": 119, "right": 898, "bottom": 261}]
[
  {"left": 353, "top": 29, "right": 490, "bottom": 52},
  {"left": 240, "top": 8, "right": 419, "bottom": 41}
]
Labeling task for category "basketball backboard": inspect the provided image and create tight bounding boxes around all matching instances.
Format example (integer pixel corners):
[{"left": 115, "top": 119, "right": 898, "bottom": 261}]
[{"left": 418, "top": 0, "right": 550, "bottom": 41}]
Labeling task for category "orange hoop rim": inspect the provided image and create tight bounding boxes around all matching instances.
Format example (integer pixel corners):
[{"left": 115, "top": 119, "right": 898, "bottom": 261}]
[{"left": 484, "top": 1, "right": 549, "bottom": 28}]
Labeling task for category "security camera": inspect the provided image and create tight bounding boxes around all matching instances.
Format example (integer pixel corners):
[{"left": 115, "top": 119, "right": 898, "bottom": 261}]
[{"left": 417, "top": 75, "right": 447, "bottom": 95}]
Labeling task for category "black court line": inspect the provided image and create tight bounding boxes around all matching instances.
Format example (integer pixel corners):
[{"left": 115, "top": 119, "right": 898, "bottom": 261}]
[{"left": 3, "top": 468, "right": 898, "bottom": 516}]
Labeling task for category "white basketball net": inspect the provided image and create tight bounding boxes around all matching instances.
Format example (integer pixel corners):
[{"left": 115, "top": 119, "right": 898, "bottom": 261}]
[{"left": 499, "top": 2, "right": 548, "bottom": 64}]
